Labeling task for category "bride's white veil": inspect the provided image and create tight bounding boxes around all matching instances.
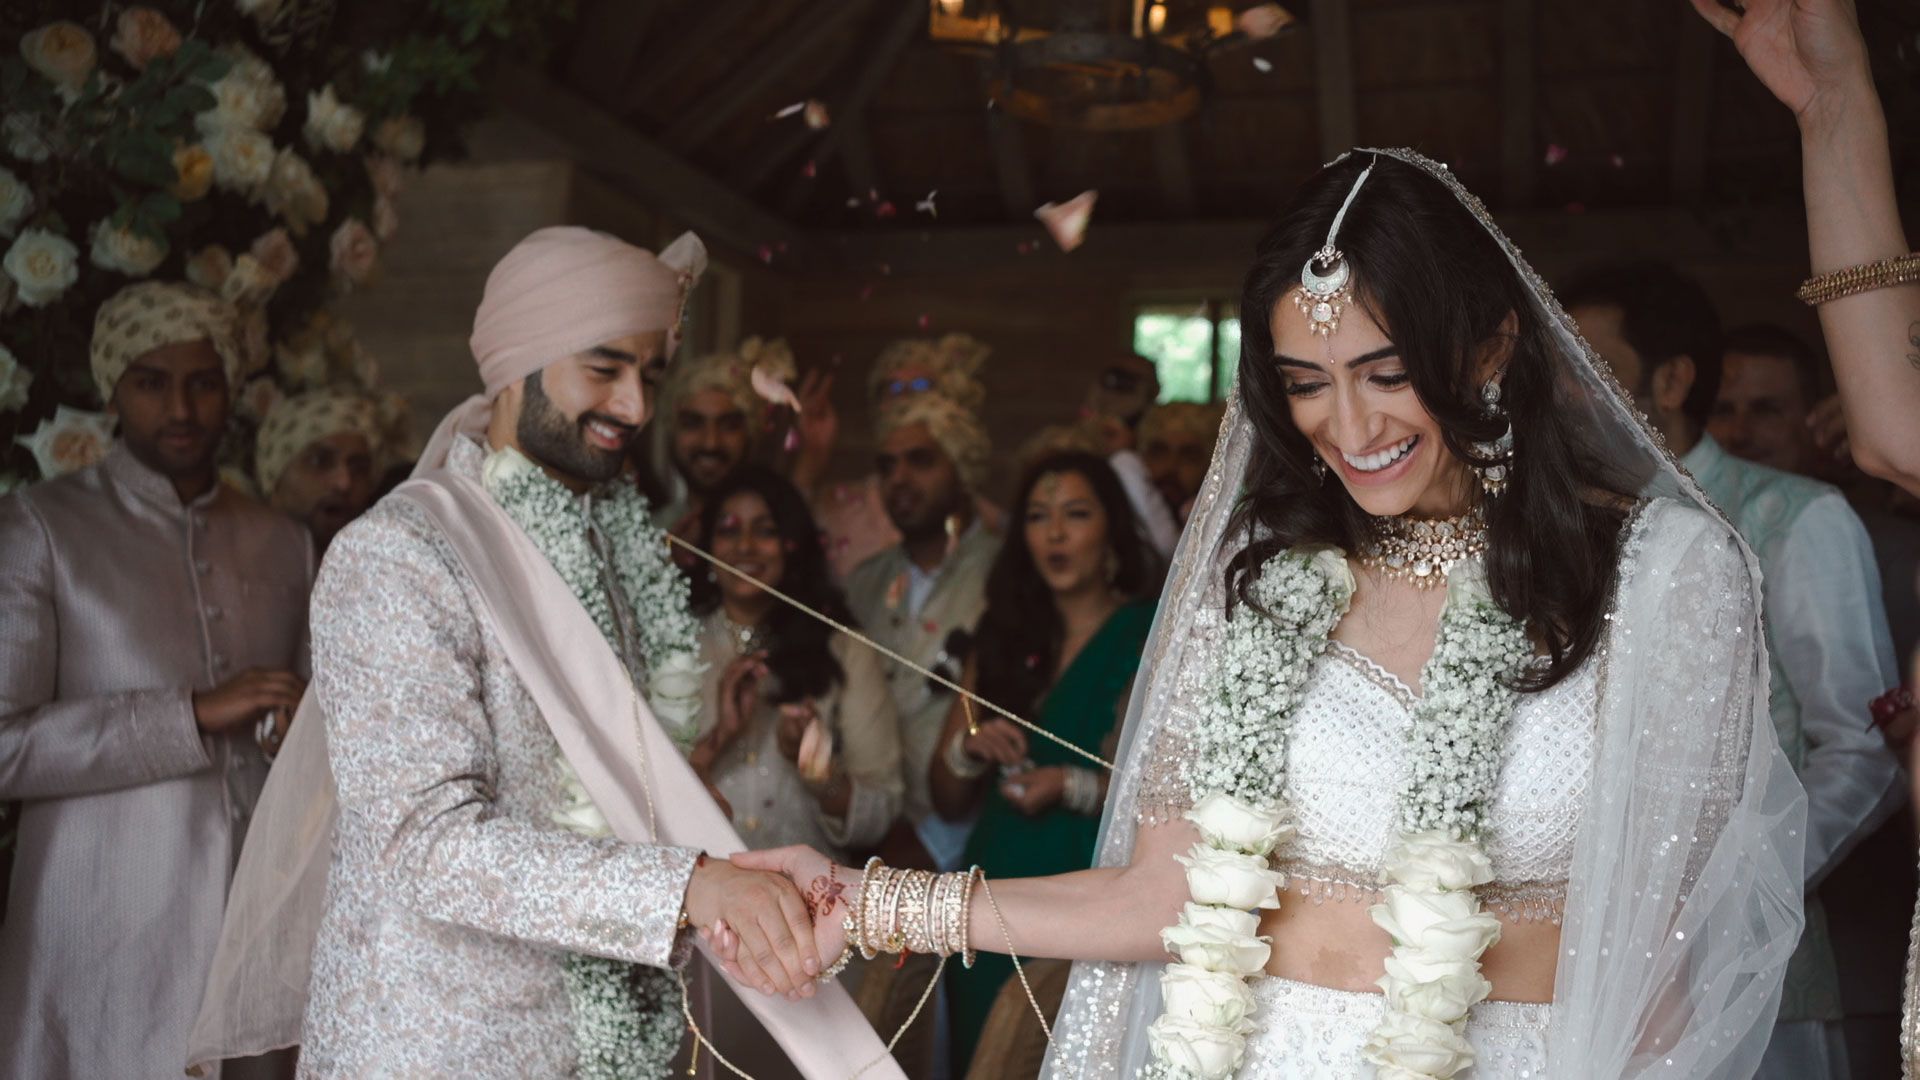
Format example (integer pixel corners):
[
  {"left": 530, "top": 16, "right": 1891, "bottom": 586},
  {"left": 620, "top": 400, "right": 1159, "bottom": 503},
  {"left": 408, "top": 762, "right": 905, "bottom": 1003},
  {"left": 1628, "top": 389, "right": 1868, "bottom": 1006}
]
[{"left": 1042, "top": 148, "right": 1806, "bottom": 1078}]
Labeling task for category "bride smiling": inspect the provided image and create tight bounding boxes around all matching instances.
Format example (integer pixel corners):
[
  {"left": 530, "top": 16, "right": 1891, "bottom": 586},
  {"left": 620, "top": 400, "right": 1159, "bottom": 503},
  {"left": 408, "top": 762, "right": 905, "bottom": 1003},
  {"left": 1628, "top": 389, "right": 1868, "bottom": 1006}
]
[{"left": 723, "top": 148, "right": 1806, "bottom": 1080}]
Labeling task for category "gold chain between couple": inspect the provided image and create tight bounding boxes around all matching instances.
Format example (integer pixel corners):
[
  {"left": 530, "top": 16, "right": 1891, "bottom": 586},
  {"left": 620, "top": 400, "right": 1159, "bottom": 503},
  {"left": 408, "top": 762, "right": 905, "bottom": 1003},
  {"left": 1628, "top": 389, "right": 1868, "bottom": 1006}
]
[{"left": 667, "top": 535, "right": 1115, "bottom": 772}]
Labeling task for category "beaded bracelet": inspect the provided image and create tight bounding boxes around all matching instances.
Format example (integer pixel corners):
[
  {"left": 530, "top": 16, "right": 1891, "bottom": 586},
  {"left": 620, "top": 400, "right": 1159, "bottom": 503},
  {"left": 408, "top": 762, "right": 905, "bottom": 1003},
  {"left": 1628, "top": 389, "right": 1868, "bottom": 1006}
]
[{"left": 1796, "top": 252, "right": 1920, "bottom": 305}]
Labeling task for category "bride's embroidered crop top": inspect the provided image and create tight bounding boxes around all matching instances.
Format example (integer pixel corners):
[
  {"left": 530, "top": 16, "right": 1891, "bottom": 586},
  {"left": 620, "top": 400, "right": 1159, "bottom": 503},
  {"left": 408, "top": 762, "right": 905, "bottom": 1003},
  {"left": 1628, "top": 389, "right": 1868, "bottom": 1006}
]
[{"left": 1137, "top": 583, "right": 1598, "bottom": 922}]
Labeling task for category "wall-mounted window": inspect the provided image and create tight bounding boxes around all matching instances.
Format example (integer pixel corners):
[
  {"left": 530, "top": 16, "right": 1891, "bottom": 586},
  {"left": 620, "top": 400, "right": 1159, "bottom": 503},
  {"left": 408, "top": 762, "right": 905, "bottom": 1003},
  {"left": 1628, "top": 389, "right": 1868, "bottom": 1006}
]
[{"left": 1131, "top": 300, "right": 1239, "bottom": 403}]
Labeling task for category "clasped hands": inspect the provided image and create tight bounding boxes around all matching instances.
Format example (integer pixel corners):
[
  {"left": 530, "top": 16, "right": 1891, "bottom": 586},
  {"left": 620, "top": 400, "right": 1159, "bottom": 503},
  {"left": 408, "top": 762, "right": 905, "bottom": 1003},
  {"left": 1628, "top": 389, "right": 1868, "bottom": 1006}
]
[{"left": 683, "top": 845, "right": 859, "bottom": 1001}]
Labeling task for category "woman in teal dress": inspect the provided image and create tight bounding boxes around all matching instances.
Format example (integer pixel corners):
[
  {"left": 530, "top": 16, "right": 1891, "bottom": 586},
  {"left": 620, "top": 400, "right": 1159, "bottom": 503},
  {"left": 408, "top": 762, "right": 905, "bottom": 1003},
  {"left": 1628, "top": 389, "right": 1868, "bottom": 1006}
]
[{"left": 927, "top": 449, "right": 1159, "bottom": 1073}]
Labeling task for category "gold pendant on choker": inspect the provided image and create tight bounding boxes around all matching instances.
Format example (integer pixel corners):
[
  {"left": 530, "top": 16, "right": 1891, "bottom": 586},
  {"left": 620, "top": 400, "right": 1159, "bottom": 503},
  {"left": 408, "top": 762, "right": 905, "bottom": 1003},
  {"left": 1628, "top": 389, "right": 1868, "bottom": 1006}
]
[{"left": 1358, "top": 509, "right": 1489, "bottom": 589}]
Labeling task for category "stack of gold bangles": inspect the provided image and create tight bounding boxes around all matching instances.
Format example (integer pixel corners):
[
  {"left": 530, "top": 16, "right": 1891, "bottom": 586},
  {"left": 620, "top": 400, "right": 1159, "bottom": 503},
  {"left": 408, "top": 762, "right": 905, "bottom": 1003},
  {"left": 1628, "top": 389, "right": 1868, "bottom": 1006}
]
[
  {"left": 1796, "top": 252, "right": 1920, "bottom": 306},
  {"left": 844, "top": 857, "right": 979, "bottom": 968}
]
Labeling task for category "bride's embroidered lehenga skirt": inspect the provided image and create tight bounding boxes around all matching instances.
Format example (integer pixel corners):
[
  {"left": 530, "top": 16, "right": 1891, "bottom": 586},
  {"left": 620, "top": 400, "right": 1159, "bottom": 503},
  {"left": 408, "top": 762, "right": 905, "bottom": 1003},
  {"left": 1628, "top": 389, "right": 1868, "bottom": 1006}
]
[{"left": 1236, "top": 977, "right": 1551, "bottom": 1079}]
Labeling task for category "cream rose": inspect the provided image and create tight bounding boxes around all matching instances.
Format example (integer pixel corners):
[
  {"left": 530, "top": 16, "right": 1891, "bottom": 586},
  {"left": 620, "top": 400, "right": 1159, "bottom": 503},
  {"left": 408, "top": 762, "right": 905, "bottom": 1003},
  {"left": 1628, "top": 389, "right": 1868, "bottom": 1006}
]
[
  {"left": 1146, "top": 1014, "right": 1246, "bottom": 1079},
  {"left": 1160, "top": 913, "right": 1271, "bottom": 975},
  {"left": 1159, "top": 963, "right": 1258, "bottom": 1031},
  {"left": 21, "top": 22, "right": 96, "bottom": 98},
  {"left": 1371, "top": 886, "right": 1502, "bottom": 961},
  {"left": 0, "top": 166, "right": 29, "bottom": 237},
  {"left": 16, "top": 406, "right": 114, "bottom": 479},
  {"left": 259, "top": 148, "right": 329, "bottom": 233},
  {"left": 371, "top": 194, "right": 399, "bottom": 243},
  {"left": 199, "top": 50, "right": 286, "bottom": 133},
  {"left": 1187, "top": 792, "right": 1294, "bottom": 856},
  {"left": 220, "top": 254, "right": 278, "bottom": 307},
  {"left": 250, "top": 227, "right": 299, "bottom": 284},
  {"left": 365, "top": 154, "right": 406, "bottom": 199},
  {"left": 4, "top": 114, "right": 53, "bottom": 163},
  {"left": 1381, "top": 950, "right": 1484, "bottom": 988},
  {"left": 551, "top": 757, "right": 612, "bottom": 837},
  {"left": 276, "top": 339, "right": 330, "bottom": 390},
  {"left": 1174, "top": 845, "right": 1286, "bottom": 910},
  {"left": 0, "top": 344, "right": 31, "bottom": 412},
  {"left": 328, "top": 217, "right": 377, "bottom": 287},
  {"left": 649, "top": 650, "right": 707, "bottom": 730},
  {"left": 4, "top": 227, "right": 79, "bottom": 307},
  {"left": 110, "top": 8, "right": 182, "bottom": 70},
  {"left": 1445, "top": 556, "right": 1493, "bottom": 608},
  {"left": 371, "top": 114, "right": 425, "bottom": 163},
  {"left": 204, "top": 126, "right": 275, "bottom": 192},
  {"left": 89, "top": 219, "right": 168, "bottom": 277},
  {"left": 171, "top": 144, "right": 214, "bottom": 202},
  {"left": 1361, "top": 1010, "right": 1476, "bottom": 1078},
  {"left": 303, "top": 84, "right": 365, "bottom": 154},
  {"left": 186, "top": 245, "right": 234, "bottom": 291},
  {"left": 1305, "top": 544, "right": 1356, "bottom": 602},
  {"left": 1380, "top": 830, "right": 1495, "bottom": 892},
  {"left": 1380, "top": 962, "right": 1493, "bottom": 1023}
]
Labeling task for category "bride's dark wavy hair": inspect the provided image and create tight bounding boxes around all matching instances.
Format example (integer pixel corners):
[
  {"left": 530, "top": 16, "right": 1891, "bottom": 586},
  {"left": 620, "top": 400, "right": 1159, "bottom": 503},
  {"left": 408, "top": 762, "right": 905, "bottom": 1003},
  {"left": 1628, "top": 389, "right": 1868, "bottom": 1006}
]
[{"left": 1230, "top": 154, "right": 1631, "bottom": 692}]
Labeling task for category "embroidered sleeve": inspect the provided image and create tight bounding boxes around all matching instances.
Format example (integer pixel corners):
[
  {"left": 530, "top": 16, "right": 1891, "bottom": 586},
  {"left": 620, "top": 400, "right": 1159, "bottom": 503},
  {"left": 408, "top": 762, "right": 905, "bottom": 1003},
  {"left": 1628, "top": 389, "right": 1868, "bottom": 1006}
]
[
  {"left": 1133, "top": 576, "right": 1229, "bottom": 827},
  {"left": 313, "top": 505, "right": 699, "bottom": 969}
]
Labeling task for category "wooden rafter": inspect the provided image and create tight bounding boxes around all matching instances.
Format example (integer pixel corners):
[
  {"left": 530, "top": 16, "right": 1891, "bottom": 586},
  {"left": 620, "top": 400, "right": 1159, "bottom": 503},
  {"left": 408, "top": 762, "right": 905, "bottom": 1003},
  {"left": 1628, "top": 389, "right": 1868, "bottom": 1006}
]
[
  {"left": 490, "top": 62, "right": 803, "bottom": 259},
  {"left": 565, "top": 0, "right": 661, "bottom": 103},
  {"left": 618, "top": 0, "right": 758, "bottom": 116},
  {"left": 1498, "top": 0, "right": 1536, "bottom": 207},
  {"left": 1311, "top": 0, "right": 1356, "bottom": 161},
  {"left": 660, "top": 0, "right": 878, "bottom": 150},
  {"left": 779, "top": 0, "right": 929, "bottom": 216}
]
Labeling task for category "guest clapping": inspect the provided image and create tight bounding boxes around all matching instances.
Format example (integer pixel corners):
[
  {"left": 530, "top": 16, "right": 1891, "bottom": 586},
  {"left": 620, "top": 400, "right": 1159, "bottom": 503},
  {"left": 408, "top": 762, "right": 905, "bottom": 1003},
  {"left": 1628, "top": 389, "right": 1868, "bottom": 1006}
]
[
  {"left": 683, "top": 467, "right": 903, "bottom": 859},
  {"left": 927, "top": 450, "right": 1156, "bottom": 1071}
]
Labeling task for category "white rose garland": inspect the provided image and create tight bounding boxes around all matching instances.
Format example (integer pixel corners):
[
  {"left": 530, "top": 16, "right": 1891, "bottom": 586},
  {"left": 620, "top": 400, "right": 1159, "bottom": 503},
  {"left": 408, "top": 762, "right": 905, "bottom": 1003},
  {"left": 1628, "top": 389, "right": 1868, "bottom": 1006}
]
[{"left": 1148, "top": 545, "right": 1530, "bottom": 1080}]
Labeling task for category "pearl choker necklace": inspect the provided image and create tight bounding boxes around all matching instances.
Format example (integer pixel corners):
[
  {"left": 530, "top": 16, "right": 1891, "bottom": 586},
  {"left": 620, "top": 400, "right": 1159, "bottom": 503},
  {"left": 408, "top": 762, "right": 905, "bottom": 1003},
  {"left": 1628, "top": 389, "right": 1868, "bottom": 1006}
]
[{"left": 1358, "top": 508, "right": 1488, "bottom": 588}]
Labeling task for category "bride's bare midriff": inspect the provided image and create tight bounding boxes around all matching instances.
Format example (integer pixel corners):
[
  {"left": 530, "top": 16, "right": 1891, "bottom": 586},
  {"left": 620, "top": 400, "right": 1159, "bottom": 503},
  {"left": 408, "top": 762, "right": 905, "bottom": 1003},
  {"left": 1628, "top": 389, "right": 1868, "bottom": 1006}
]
[{"left": 1256, "top": 881, "right": 1559, "bottom": 1003}]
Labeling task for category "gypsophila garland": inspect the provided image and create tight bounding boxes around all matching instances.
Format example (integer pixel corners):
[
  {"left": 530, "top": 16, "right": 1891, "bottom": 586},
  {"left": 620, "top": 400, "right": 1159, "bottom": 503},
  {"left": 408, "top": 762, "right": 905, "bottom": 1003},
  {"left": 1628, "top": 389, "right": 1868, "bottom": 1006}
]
[{"left": 483, "top": 444, "right": 700, "bottom": 1080}]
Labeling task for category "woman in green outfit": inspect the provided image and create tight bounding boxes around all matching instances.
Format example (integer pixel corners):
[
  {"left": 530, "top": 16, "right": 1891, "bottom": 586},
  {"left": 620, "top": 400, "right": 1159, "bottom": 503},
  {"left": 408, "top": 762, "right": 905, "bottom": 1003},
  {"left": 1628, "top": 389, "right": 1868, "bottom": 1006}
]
[{"left": 928, "top": 449, "right": 1159, "bottom": 1073}]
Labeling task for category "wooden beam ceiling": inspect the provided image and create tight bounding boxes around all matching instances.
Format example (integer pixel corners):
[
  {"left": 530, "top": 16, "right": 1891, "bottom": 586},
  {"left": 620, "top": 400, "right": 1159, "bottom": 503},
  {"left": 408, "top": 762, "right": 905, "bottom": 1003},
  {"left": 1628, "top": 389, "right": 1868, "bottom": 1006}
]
[
  {"left": 565, "top": 0, "right": 661, "bottom": 104},
  {"left": 660, "top": 0, "right": 877, "bottom": 150},
  {"left": 1311, "top": 0, "right": 1357, "bottom": 160},
  {"left": 1498, "top": 0, "right": 1536, "bottom": 207},
  {"left": 490, "top": 62, "right": 804, "bottom": 259},
  {"left": 618, "top": 0, "right": 757, "bottom": 116},
  {"left": 779, "top": 0, "right": 929, "bottom": 216}
]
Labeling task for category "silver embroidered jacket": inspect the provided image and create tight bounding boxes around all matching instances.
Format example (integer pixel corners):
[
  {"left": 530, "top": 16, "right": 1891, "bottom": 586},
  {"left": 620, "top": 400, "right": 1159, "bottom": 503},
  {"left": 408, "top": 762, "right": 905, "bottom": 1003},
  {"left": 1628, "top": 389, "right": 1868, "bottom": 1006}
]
[
  {"left": 0, "top": 443, "right": 314, "bottom": 1079},
  {"left": 297, "top": 437, "right": 700, "bottom": 1076}
]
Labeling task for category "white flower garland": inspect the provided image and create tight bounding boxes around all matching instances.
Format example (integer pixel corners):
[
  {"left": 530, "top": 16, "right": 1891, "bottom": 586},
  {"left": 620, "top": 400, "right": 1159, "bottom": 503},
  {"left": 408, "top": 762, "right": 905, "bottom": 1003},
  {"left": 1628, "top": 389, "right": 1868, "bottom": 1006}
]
[
  {"left": 483, "top": 445, "right": 702, "bottom": 1080},
  {"left": 1146, "top": 547, "right": 1531, "bottom": 1080}
]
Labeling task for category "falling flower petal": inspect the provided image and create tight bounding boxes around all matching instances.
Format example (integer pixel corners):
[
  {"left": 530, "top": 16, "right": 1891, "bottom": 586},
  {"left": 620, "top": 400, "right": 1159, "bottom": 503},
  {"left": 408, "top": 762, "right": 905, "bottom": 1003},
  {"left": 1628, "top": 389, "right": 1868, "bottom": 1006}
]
[
  {"left": 1034, "top": 190, "right": 1098, "bottom": 252},
  {"left": 1237, "top": 3, "right": 1295, "bottom": 39},
  {"left": 874, "top": 201, "right": 897, "bottom": 219},
  {"left": 773, "top": 101, "right": 806, "bottom": 120},
  {"left": 857, "top": 283, "right": 874, "bottom": 302},
  {"left": 1544, "top": 143, "right": 1569, "bottom": 166},
  {"left": 801, "top": 160, "right": 817, "bottom": 178},
  {"left": 877, "top": 261, "right": 892, "bottom": 276},
  {"left": 845, "top": 196, "right": 862, "bottom": 208},
  {"left": 1252, "top": 56, "right": 1273, "bottom": 73},
  {"left": 1608, "top": 152, "right": 1625, "bottom": 169},
  {"left": 757, "top": 244, "right": 775, "bottom": 264},
  {"left": 796, "top": 717, "right": 833, "bottom": 783},
  {"left": 916, "top": 190, "right": 938, "bottom": 218},
  {"left": 751, "top": 362, "right": 803, "bottom": 414},
  {"left": 782, "top": 426, "right": 801, "bottom": 453},
  {"left": 917, "top": 313, "right": 931, "bottom": 329},
  {"left": 803, "top": 100, "right": 830, "bottom": 130}
]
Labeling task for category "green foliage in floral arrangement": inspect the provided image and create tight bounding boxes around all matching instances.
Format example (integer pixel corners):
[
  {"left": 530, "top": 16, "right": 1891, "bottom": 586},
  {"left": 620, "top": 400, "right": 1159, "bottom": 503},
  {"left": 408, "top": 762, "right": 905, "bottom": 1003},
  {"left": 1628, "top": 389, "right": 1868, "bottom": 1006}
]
[{"left": 0, "top": 0, "right": 572, "bottom": 492}]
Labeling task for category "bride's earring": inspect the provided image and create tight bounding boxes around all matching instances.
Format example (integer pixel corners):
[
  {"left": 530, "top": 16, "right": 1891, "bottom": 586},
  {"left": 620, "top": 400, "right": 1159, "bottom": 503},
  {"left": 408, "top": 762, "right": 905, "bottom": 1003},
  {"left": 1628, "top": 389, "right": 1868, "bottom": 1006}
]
[
  {"left": 1311, "top": 456, "right": 1328, "bottom": 484},
  {"left": 1470, "top": 380, "right": 1514, "bottom": 497}
]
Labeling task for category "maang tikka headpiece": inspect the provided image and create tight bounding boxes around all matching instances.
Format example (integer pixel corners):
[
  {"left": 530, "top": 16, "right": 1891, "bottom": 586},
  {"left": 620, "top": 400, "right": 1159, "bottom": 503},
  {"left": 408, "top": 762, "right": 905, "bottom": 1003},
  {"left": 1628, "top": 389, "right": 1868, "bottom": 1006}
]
[{"left": 1294, "top": 157, "right": 1376, "bottom": 337}]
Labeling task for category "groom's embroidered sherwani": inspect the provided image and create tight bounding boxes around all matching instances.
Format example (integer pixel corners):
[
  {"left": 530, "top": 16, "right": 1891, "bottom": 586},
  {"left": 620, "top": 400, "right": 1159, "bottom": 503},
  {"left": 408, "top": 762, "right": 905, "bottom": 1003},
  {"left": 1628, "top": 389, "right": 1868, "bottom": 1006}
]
[{"left": 299, "top": 437, "right": 699, "bottom": 1076}]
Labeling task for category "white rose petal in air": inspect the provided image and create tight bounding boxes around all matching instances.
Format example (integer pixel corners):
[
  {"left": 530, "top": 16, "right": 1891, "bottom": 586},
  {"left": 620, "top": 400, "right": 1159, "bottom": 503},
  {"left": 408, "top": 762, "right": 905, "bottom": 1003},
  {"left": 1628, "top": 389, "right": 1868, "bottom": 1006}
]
[
  {"left": 1033, "top": 190, "right": 1097, "bottom": 253},
  {"left": 4, "top": 227, "right": 79, "bottom": 307},
  {"left": 750, "top": 361, "right": 802, "bottom": 414},
  {"left": 1174, "top": 845, "right": 1286, "bottom": 910}
]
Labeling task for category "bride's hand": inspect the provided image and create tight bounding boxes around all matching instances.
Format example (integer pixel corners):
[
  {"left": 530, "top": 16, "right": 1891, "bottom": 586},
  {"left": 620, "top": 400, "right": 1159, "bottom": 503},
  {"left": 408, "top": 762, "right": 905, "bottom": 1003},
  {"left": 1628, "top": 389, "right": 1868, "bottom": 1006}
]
[
  {"left": 711, "top": 846, "right": 856, "bottom": 993},
  {"left": 1689, "top": 0, "right": 1871, "bottom": 129}
]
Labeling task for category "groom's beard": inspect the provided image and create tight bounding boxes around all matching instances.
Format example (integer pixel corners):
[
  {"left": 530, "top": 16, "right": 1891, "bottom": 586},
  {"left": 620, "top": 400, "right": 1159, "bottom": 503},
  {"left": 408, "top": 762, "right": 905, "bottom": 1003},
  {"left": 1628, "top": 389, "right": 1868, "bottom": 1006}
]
[{"left": 517, "top": 374, "right": 636, "bottom": 485}]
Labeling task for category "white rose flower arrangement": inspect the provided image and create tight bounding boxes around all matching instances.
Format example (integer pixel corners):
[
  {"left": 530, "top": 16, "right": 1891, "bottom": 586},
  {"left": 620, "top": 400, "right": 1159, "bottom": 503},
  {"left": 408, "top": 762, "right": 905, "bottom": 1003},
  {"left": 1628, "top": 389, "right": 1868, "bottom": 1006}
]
[{"left": 1146, "top": 544, "right": 1531, "bottom": 1080}]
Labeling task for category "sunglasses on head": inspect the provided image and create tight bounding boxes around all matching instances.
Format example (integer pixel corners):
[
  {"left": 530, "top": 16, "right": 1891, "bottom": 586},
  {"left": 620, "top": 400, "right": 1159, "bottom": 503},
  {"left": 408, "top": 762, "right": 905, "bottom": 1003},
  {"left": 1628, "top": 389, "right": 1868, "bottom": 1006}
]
[{"left": 884, "top": 376, "right": 935, "bottom": 398}]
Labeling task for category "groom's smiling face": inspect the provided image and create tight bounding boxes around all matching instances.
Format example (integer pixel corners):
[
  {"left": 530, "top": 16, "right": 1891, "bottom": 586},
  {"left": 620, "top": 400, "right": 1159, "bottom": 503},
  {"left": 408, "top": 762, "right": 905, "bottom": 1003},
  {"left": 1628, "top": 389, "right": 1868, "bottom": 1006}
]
[{"left": 506, "top": 331, "right": 670, "bottom": 487}]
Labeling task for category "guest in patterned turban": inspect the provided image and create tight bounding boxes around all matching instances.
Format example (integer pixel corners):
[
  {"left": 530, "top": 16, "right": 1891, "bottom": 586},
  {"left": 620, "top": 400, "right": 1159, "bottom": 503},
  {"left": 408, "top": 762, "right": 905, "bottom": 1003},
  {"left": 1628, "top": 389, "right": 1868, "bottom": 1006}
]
[
  {"left": 255, "top": 389, "right": 382, "bottom": 549},
  {"left": 649, "top": 336, "right": 795, "bottom": 532},
  {"left": 1137, "top": 400, "right": 1223, "bottom": 524},
  {"left": 89, "top": 281, "right": 246, "bottom": 494}
]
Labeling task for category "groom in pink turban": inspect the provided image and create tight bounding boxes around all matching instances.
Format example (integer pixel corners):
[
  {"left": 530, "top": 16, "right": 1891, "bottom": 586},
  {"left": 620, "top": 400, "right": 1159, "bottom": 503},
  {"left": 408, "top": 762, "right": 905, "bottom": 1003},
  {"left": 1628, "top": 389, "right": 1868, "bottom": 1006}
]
[{"left": 191, "top": 228, "right": 904, "bottom": 1079}]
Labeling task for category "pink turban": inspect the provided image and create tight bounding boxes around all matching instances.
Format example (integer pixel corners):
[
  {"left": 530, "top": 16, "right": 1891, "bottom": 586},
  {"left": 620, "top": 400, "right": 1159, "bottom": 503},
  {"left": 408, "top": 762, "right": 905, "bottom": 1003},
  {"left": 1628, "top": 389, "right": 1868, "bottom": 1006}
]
[
  {"left": 418, "top": 228, "right": 708, "bottom": 472},
  {"left": 469, "top": 227, "right": 708, "bottom": 398}
]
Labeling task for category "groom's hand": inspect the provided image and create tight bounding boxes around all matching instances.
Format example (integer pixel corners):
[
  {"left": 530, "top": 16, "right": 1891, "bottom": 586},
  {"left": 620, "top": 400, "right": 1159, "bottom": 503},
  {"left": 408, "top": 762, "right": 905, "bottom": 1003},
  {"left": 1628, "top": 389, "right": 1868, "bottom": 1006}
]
[
  {"left": 684, "top": 857, "right": 819, "bottom": 998},
  {"left": 720, "top": 846, "right": 853, "bottom": 989}
]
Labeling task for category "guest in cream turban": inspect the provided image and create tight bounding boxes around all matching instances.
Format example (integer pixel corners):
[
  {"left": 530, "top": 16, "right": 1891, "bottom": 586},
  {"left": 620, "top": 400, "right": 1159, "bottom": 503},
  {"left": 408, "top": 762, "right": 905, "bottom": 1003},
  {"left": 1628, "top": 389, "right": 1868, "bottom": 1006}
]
[
  {"left": 649, "top": 335, "right": 796, "bottom": 531},
  {"left": 89, "top": 281, "right": 245, "bottom": 496},
  {"left": 256, "top": 389, "right": 382, "bottom": 549},
  {"left": 1137, "top": 400, "right": 1223, "bottom": 523},
  {"left": 865, "top": 333, "right": 989, "bottom": 412}
]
